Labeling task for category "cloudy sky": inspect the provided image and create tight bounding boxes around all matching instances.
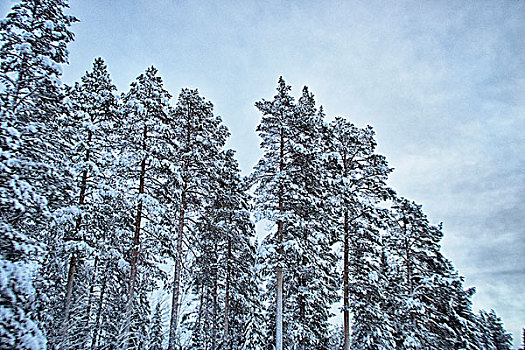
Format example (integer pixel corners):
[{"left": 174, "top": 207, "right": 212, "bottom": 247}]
[{"left": 3, "top": 0, "right": 524, "bottom": 345}]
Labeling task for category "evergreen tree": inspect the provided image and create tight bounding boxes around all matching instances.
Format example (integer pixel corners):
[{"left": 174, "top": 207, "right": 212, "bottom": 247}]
[
  {"left": 252, "top": 77, "right": 296, "bottom": 350},
  {"left": 118, "top": 66, "right": 172, "bottom": 349},
  {"left": 286, "top": 87, "right": 338, "bottom": 350},
  {"left": 0, "top": 0, "right": 76, "bottom": 348},
  {"left": 57, "top": 57, "right": 128, "bottom": 350},
  {"left": 386, "top": 198, "right": 481, "bottom": 349},
  {"left": 478, "top": 309, "right": 513, "bottom": 350},
  {"left": 327, "top": 117, "right": 394, "bottom": 350},
  {"left": 149, "top": 302, "right": 165, "bottom": 350},
  {"left": 189, "top": 150, "right": 261, "bottom": 349},
  {"left": 253, "top": 78, "right": 338, "bottom": 349},
  {"left": 165, "top": 88, "right": 229, "bottom": 350}
]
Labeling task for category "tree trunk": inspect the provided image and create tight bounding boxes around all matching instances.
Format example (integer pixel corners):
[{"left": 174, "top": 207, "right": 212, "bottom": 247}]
[
  {"left": 212, "top": 251, "right": 218, "bottom": 350},
  {"left": 85, "top": 255, "right": 99, "bottom": 318},
  {"left": 125, "top": 124, "right": 147, "bottom": 348},
  {"left": 91, "top": 263, "right": 108, "bottom": 350},
  {"left": 168, "top": 191, "right": 185, "bottom": 350},
  {"left": 128, "top": 125, "right": 147, "bottom": 303},
  {"left": 298, "top": 212, "right": 307, "bottom": 348},
  {"left": 169, "top": 105, "right": 193, "bottom": 350},
  {"left": 343, "top": 209, "right": 350, "bottom": 350},
  {"left": 62, "top": 132, "right": 92, "bottom": 329},
  {"left": 342, "top": 151, "right": 351, "bottom": 350},
  {"left": 223, "top": 235, "right": 231, "bottom": 344},
  {"left": 62, "top": 252, "right": 77, "bottom": 333},
  {"left": 402, "top": 218, "right": 412, "bottom": 294},
  {"left": 82, "top": 255, "right": 99, "bottom": 348},
  {"left": 276, "top": 262, "right": 283, "bottom": 350},
  {"left": 276, "top": 126, "right": 285, "bottom": 350}
]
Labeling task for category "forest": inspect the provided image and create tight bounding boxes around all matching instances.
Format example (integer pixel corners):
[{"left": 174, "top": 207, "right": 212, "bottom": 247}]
[{"left": 0, "top": 0, "right": 516, "bottom": 349}]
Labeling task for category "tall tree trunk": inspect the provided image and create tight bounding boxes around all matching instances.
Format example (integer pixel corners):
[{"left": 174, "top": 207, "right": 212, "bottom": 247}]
[
  {"left": 276, "top": 262, "right": 283, "bottom": 350},
  {"left": 343, "top": 209, "right": 350, "bottom": 350},
  {"left": 81, "top": 255, "right": 99, "bottom": 348},
  {"left": 276, "top": 126, "right": 285, "bottom": 350},
  {"left": 402, "top": 218, "right": 412, "bottom": 294},
  {"left": 125, "top": 124, "right": 147, "bottom": 348},
  {"left": 85, "top": 256, "right": 99, "bottom": 318},
  {"left": 91, "top": 263, "right": 108, "bottom": 350},
  {"left": 168, "top": 191, "right": 186, "bottom": 350},
  {"left": 62, "top": 253, "right": 77, "bottom": 330},
  {"left": 62, "top": 131, "right": 92, "bottom": 331},
  {"left": 128, "top": 124, "right": 147, "bottom": 304},
  {"left": 169, "top": 108, "right": 193, "bottom": 350},
  {"left": 196, "top": 284, "right": 204, "bottom": 341},
  {"left": 211, "top": 249, "right": 218, "bottom": 350},
  {"left": 342, "top": 150, "right": 351, "bottom": 350},
  {"left": 223, "top": 235, "right": 231, "bottom": 344}
]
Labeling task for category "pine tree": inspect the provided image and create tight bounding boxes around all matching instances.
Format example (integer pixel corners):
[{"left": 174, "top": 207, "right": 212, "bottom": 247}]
[
  {"left": 478, "top": 309, "right": 513, "bottom": 350},
  {"left": 54, "top": 57, "right": 126, "bottom": 349},
  {"left": 118, "top": 66, "right": 172, "bottom": 349},
  {"left": 252, "top": 77, "right": 296, "bottom": 350},
  {"left": 189, "top": 150, "right": 261, "bottom": 349},
  {"left": 216, "top": 151, "right": 260, "bottom": 350},
  {"left": 327, "top": 117, "right": 394, "bottom": 350},
  {"left": 165, "top": 88, "right": 229, "bottom": 350},
  {"left": 386, "top": 198, "right": 478, "bottom": 349},
  {"left": 149, "top": 302, "right": 165, "bottom": 350},
  {"left": 0, "top": 0, "right": 77, "bottom": 348},
  {"left": 286, "top": 87, "right": 338, "bottom": 350},
  {"left": 253, "top": 78, "right": 339, "bottom": 349}
]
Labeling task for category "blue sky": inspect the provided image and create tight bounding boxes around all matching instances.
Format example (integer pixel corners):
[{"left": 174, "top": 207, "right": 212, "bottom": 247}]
[{"left": 3, "top": 0, "right": 523, "bottom": 345}]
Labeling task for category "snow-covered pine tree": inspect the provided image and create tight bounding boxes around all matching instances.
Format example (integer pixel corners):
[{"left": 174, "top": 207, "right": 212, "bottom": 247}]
[
  {"left": 148, "top": 302, "right": 165, "bottom": 350},
  {"left": 54, "top": 57, "right": 128, "bottom": 349},
  {"left": 386, "top": 197, "right": 481, "bottom": 349},
  {"left": 165, "top": 88, "right": 229, "bottom": 350},
  {"left": 326, "top": 117, "right": 395, "bottom": 350},
  {"left": 252, "top": 77, "right": 296, "bottom": 350},
  {"left": 189, "top": 149, "right": 261, "bottom": 350},
  {"left": 215, "top": 151, "right": 261, "bottom": 350},
  {"left": 253, "top": 78, "right": 339, "bottom": 349},
  {"left": 286, "top": 87, "right": 338, "bottom": 350},
  {"left": 478, "top": 309, "right": 513, "bottom": 349},
  {"left": 118, "top": 66, "right": 172, "bottom": 349},
  {"left": 0, "top": 0, "right": 77, "bottom": 348}
]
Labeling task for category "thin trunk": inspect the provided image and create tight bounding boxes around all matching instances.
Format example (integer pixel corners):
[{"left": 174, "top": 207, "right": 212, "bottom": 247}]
[
  {"left": 168, "top": 191, "right": 185, "bottom": 350},
  {"left": 204, "top": 288, "right": 210, "bottom": 349},
  {"left": 276, "top": 263, "right": 283, "bottom": 350},
  {"left": 343, "top": 210, "right": 350, "bottom": 350},
  {"left": 86, "top": 255, "right": 99, "bottom": 318},
  {"left": 169, "top": 107, "right": 192, "bottom": 350},
  {"left": 223, "top": 236, "right": 231, "bottom": 343},
  {"left": 402, "top": 217, "right": 415, "bottom": 331},
  {"left": 91, "top": 263, "right": 108, "bottom": 350},
  {"left": 81, "top": 255, "right": 99, "bottom": 348},
  {"left": 402, "top": 218, "right": 412, "bottom": 294},
  {"left": 211, "top": 251, "right": 218, "bottom": 350},
  {"left": 276, "top": 126, "right": 285, "bottom": 350},
  {"left": 196, "top": 285, "right": 204, "bottom": 336},
  {"left": 128, "top": 125, "right": 147, "bottom": 303},
  {"left": 125, "top": 124, "right": 147, "bottom": 349},
  {"left": 10, "top": 54, "right": 27, "bottom": 112},
  {"left": 62, "top": 132, "right": 92, "bottom": 328},
  {"left": 62, "top": 253, "right": 77, "bottom": 333},
  {"left": 342, "top": 151, "right": 351, "bottom": 350},
  {"left": 128, "top": 163, "right": 145, "bottom": 301},
  {"left": 297, "top": 224, "right": 307, "bottom": 347}
]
